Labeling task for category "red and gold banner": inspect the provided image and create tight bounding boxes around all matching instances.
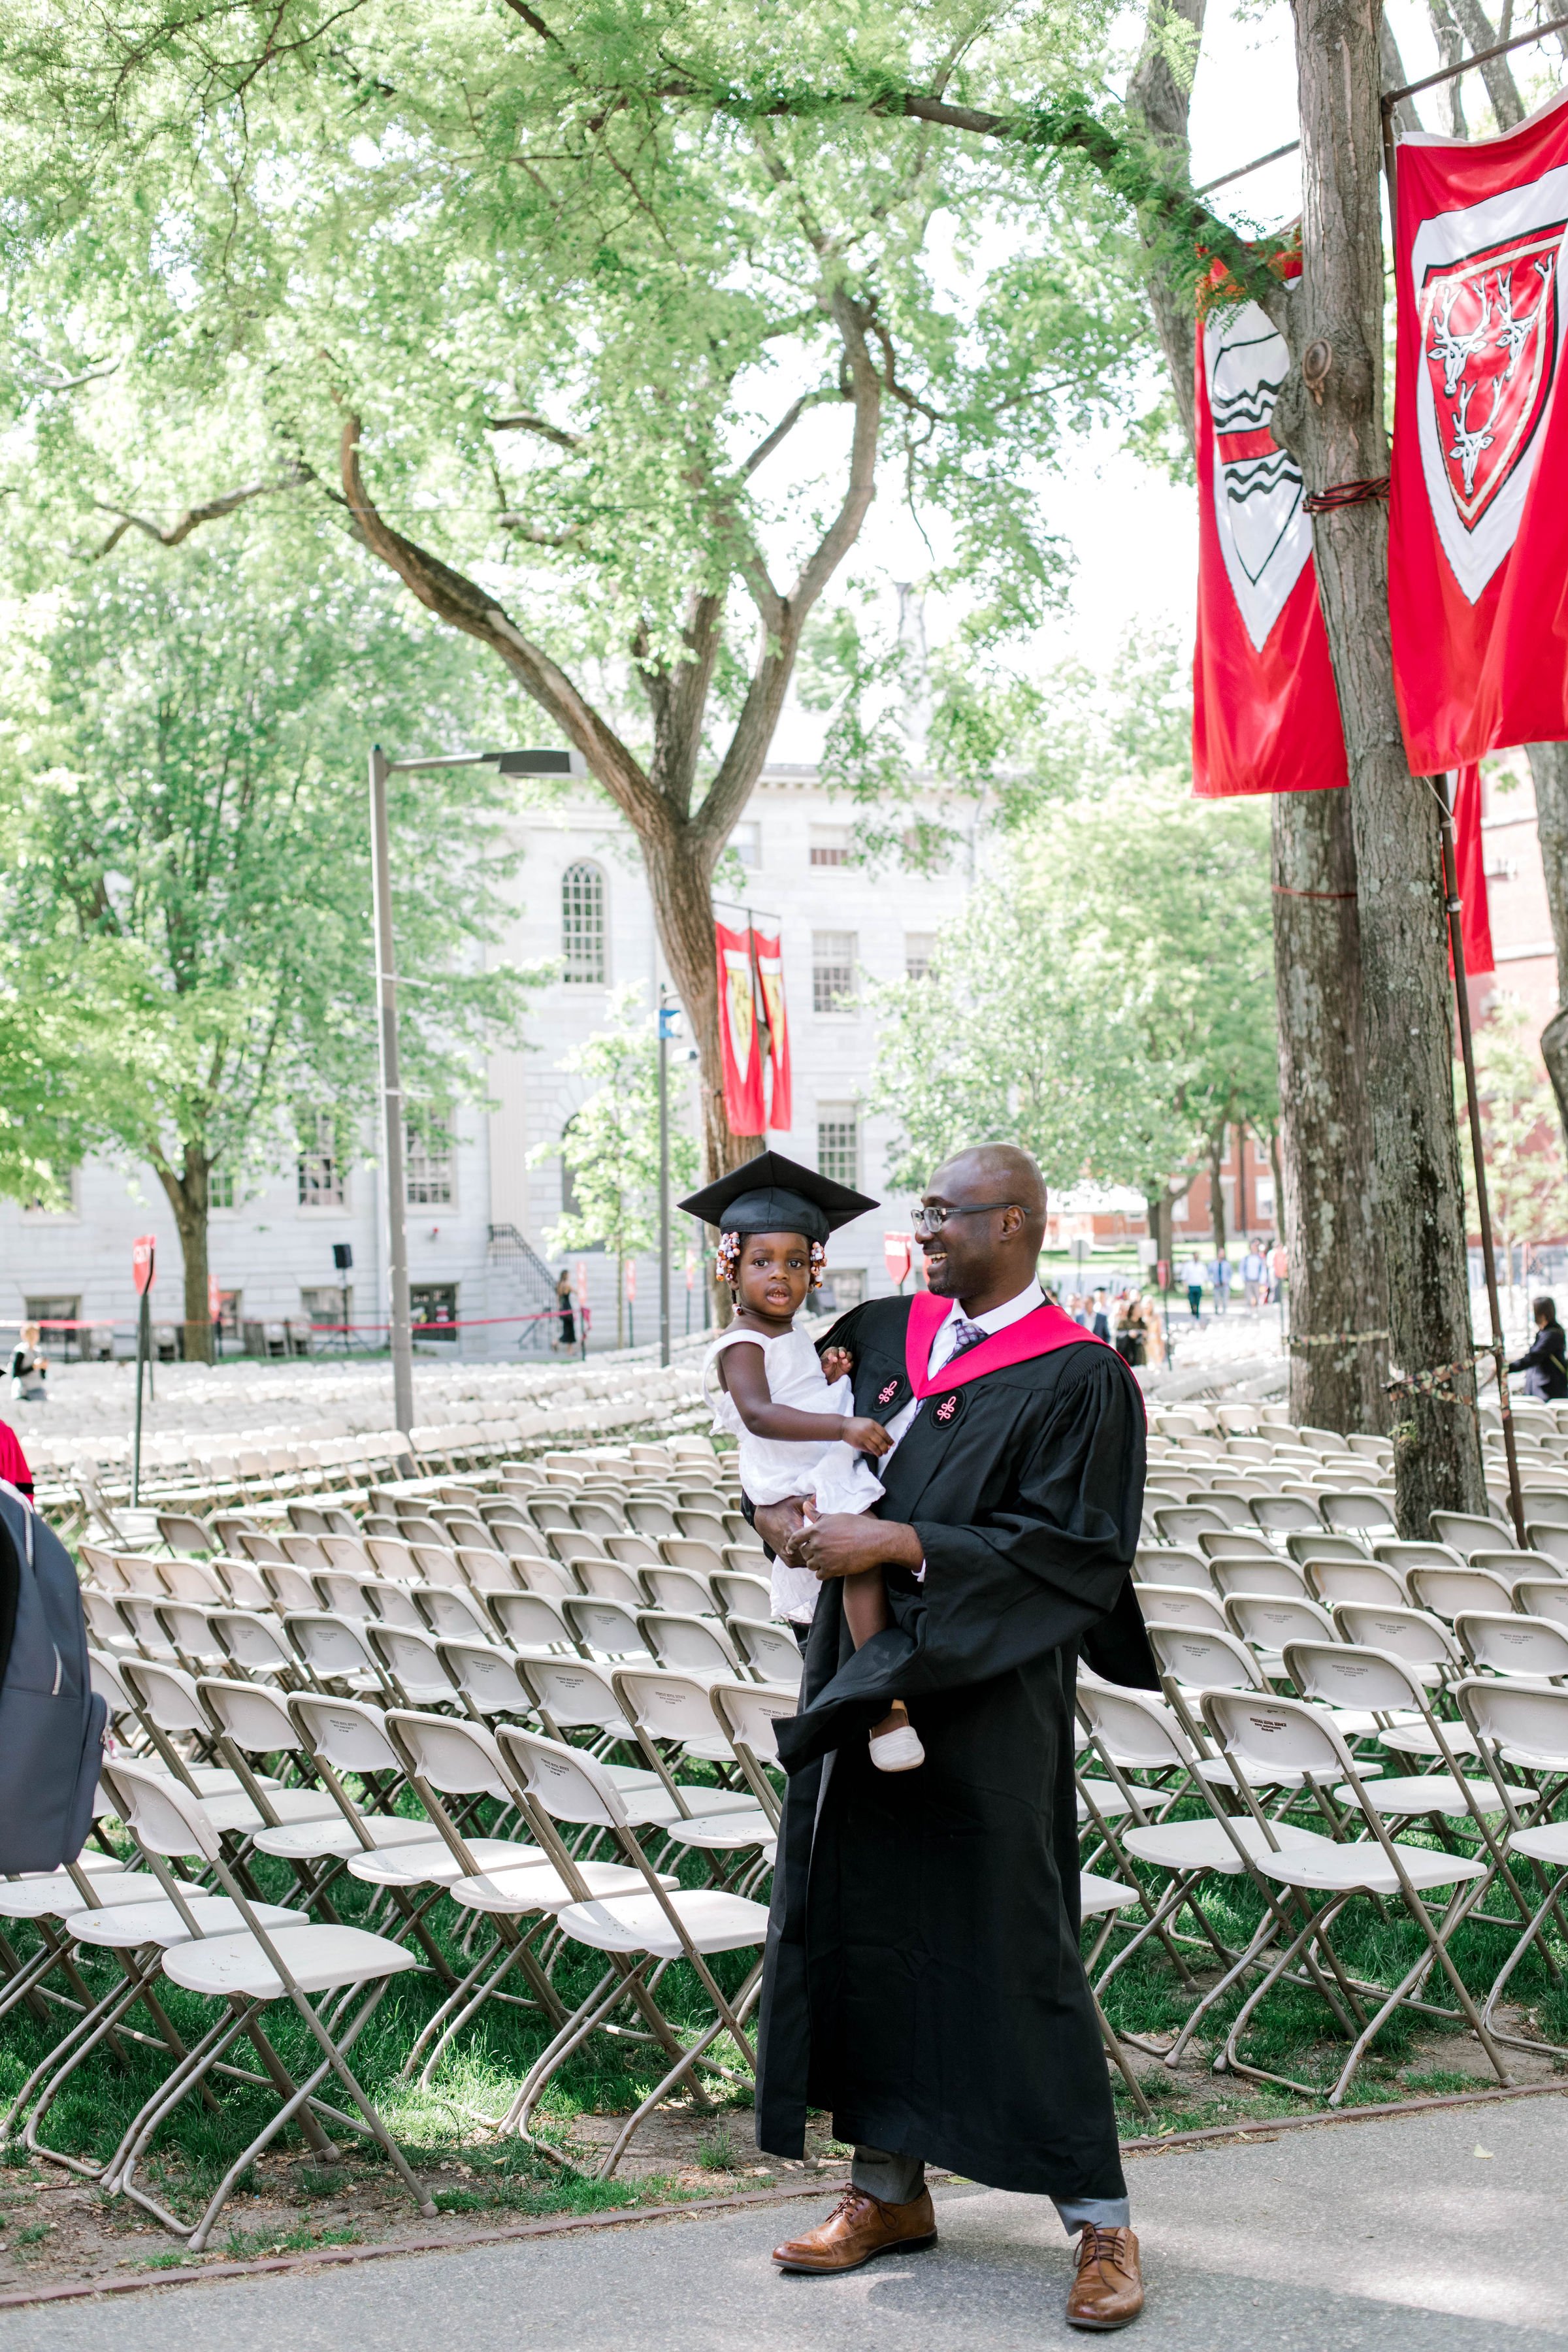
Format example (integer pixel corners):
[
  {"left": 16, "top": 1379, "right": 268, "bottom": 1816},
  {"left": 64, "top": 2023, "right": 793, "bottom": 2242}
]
[
  {"left": 715, "top": 917, "right": 764, "bottom": 1135},
  {"left": 752, "top": 923, "right": 792, "bottom": 1132},
  {"left": 1192, "top": 255, "right": 1348, "bottom": 798},
  {"left": 1390, "top": 90, "right": 1568, "bottom": 767}
]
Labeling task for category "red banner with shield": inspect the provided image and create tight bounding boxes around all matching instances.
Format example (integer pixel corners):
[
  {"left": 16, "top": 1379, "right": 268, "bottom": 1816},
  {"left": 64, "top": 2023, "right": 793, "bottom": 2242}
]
[
  {"left": 1390, "top": 90, "right": 1568, "bottom": 768},
  {"left": 1192, "top": 253, "right": 1348, "bottom": 798},
  {"left": 751, "top": 923, "right": 792, "bottom": 1132},
  {"left": 715, "top": 917, "right": 765, "bottom": 1135}
]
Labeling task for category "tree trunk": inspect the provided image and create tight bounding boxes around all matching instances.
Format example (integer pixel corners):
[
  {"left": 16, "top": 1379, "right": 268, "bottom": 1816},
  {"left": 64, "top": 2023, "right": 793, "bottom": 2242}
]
[
  {"left": 1527, "top": 743, "right": 1568, "bottom": 1145},
  {"left": 640, "top": 826, "right": 760, "bottom": 1187},
  {"left": 157, "top": 1143, "right": 213, "bottom": 1365},
  {"left": 1130, "top": 0, "right": 1385, "bottom": 1445},
  {"left": 1275, "top": 0, "right": 1485, "bottom": 1531},
  {"left": 1127, "top": 0, "right": 1209, "bottom": 455},
  {"left": 1208, "top": 1126, "right": 1228, "bottom": 1259},
  {"left": 1271, "top": 788, "right": 1389, "bottom": 1429}
]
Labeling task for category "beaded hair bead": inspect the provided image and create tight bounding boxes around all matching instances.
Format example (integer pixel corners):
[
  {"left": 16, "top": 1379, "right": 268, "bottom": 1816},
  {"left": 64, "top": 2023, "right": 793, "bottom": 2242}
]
[
  {"left": 715, "top": 1229, "right": 742, "bottom": 1285},
  {"left": 809, "top": 1239, "right": 827, "bottom": 1291}
]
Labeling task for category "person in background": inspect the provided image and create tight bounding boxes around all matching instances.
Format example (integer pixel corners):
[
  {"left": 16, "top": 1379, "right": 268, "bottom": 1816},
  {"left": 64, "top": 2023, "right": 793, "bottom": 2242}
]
[
  {"left": 1209, "top": 1250, "right": 1231, "bottom": 1315},
  {"left": 8, "top": 1324, "right": 48, "bottom": 1403},
  {"left": 554, "top": 1269, "right": 576, "bottom": 1354},
  {"left": 1269, "top": 1241, "right": 1288, "bottom": 1301},
  {"left": 1113, "top": 1292, "right": 1145, "bottom": 1369},
  {"left": 1509, "top": 1296, "right": 1568, "bottom": 1401},
  {"left": 1181, "top": 1256, "right": 1206, "bottom": 1322},
  {"left": 1090, "top": 1289, "right": 1111, "bottom": 1343},
  {"left": 0, "top": 1415, "right": 33, "bottom": 1497},
  {"left": 1241, "top": 1240, "right": 1266, "bottom": 1310}
]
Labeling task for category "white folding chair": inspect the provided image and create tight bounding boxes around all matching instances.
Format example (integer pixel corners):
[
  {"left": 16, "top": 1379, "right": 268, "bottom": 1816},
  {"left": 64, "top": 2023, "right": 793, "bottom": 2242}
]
[
  {"left": 1431, "top": 1510, "right": 1514, "bottom": 1561},
  {"left": 1456, "top": 1610, "right": 1568, "bottom": 1684},
  {"left": 564, "top": 1595, "right": 651, "bottom": 1660},
  {"left": 1077, "top": 1874, "right": 1154, "bottom": 2121},
  {"left": 1198, "top": 1687, "right": 1506, "bottom": 2104},
  {"left": 636, "top": 1610, "right": 742, "bottom": 1680},
  {"left": 1333, "top": 1601, "right": 1463, "bottom": 1690},
  {"left": 95, "top": 1759, "right": 434, "bottom": 2249},
  {"left": 1209, "top": 1556, "right": 1310, "bottom": 1601},
  {"left": 491, "top": 1726, "right": 770, "bottom": 2175},
  {"left": 1453, "top": 1676, "right": 1568, "bottom": 2054},
  {"left": 1303, "top": 1556, "right": 1407, "bottom": 1609},
  {"left": 1135, "top": 1584, "right": 1228, "bottom": 1633},
  {"left": 1073, "top": 1680, "right": 1336, "bottom": 2057},
  {"left": 1410, "top": 1565, "right": 1517, "bottom": 1622},
  {"left": 610, "top": 1667, "right": 775, "bottom": 1854},
  {"left": 726, "top": 1616, "right": 806, "bottom": 1686},
  {"left": 1224, "top": 1590, "right": 1336, "bottom": 1675}
]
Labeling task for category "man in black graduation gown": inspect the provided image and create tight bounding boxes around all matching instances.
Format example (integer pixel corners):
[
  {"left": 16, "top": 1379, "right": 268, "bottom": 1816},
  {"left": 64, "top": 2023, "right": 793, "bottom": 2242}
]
[{"left": 746, "top": 1144, "right": 1156, "bottom": 2331}]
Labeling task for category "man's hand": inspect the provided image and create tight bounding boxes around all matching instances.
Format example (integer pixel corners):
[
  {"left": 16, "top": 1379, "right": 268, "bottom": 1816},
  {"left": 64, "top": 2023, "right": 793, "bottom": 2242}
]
[
  {"left": 796, "top": 1514, "right": 924, "bottom": 1581},
  {"left": 752, "top": 1498, "right": 809, "bottom": 1563}
]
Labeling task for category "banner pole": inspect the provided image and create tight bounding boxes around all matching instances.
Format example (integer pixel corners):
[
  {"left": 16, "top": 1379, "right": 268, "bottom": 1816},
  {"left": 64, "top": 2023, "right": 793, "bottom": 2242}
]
[
  {"left": 132, "top": 1293, "right": 148, "bottom": 1508},
  {"left": 1437, "top": 776, "right": 1526, "bottom": 1544}
]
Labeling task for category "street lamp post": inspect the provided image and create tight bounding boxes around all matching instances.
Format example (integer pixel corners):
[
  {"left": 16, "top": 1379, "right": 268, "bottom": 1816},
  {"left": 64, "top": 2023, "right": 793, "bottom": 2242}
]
[
  {"left": 657, "top": 991, "right": 681, "bottom": 1370},
  {"left": 370, "top": 742, "right": 586, "bottom": 1444}
]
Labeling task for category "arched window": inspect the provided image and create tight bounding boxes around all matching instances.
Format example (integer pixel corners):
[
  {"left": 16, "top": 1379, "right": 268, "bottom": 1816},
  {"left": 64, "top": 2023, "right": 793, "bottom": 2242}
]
[{"left": 561, "top": 861, "right": 606, "bottom": 983}]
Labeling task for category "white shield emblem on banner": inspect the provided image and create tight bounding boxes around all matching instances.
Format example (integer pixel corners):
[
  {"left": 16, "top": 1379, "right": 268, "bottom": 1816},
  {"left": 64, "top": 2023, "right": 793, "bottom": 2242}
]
[
  {"left": 1411, "top": 161, "right": 1568, "bottom": 603},
  {"left": 1205, "top": 298, "right": 1312, "bottom": 652},
  {"left": 721, "top": 949, "right": 754, "bottom": 1076}
]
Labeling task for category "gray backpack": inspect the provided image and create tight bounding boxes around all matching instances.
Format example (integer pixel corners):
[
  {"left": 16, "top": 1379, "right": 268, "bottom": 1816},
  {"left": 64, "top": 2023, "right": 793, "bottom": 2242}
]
[{"left": 0, "top": 1482, "right": 106, "bottom": 1872}]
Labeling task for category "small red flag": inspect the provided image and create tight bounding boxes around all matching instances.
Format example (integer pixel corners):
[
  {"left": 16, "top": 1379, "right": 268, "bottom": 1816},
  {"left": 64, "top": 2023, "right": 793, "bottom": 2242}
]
[{"left": 1449, "top": 765, "right": 1496, "bottom": 978}]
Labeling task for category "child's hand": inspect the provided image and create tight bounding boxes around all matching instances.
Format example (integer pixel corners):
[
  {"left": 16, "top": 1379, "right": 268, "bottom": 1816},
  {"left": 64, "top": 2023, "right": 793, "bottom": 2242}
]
[
  {"left": 821, "top": 1346, "right": 853, "bottom": 1382},
  {"left": 843, "top": 1415, "right": 894, "bottom": 1458}
]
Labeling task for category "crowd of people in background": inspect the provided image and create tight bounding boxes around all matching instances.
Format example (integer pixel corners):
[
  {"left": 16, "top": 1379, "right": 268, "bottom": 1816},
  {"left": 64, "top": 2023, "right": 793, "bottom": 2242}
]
[{"left": 1177, "top": 1241, "right": 1286, "bottom": 1322}]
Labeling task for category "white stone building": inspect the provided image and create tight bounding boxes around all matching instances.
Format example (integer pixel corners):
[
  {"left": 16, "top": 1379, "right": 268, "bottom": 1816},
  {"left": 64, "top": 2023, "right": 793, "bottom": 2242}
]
[{"left": 5, "top": 764, "right": 969, "bottom": 1360}]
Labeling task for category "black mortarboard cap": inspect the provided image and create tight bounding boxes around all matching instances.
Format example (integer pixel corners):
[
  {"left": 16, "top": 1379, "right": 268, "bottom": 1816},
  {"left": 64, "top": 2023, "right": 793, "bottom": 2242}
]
[{"left": 678, "top": 1149, "right": 877, "bottom": 1245}]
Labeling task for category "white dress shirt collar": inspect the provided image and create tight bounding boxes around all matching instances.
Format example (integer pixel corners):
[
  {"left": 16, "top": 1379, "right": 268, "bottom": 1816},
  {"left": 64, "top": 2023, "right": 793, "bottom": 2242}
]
[{"left": 928, "top": 1277, "right": 1045, "bottom": 1372}]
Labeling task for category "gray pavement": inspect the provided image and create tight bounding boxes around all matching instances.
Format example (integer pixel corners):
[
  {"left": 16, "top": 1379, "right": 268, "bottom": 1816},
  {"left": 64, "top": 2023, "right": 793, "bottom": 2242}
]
[{"left": 7, "top": 2097, "right": 1567, "bottom": 2351}]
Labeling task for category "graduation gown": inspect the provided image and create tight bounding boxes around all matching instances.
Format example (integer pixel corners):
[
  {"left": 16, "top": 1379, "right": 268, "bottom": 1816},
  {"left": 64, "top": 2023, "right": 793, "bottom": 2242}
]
[{"left": 753, "top": 1292, "right": 1158, "bottom": 2198}]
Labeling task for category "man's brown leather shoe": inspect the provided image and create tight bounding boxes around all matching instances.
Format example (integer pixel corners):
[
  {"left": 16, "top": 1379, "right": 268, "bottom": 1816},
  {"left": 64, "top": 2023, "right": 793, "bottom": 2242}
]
[
  {"left": 772, "top": 2185, "right": 938, "bottom": 2273},
  {"left": 1066, "top": 2225, "right": 1143, "bottom": 2330}
]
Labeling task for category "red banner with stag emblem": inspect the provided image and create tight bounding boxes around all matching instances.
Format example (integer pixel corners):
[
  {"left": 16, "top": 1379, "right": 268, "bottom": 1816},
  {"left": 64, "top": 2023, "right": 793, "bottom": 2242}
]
[
  {"left": 1192, "top": 253, "right": 1349, "bottom": 797},
  {"left": 1390, "top": 91, "right": 1568, "bottom": 768},
  {"left": 714, "top": 917, "right": 764, "bottom": 1136}
]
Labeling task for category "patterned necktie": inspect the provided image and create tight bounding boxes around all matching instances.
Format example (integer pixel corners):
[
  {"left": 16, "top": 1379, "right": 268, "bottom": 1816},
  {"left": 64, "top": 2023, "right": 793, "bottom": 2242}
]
[{"left": 947, "top": 1315, "right": 990, "bottom": 1360}]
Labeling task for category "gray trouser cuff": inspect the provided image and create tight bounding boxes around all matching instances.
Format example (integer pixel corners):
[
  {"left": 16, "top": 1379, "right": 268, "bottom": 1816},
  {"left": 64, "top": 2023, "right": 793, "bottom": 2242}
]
[
  {"left": 1053, "top": 2193, "right": 1131, "bottom": 2235},
  {"left": 851, "top": 2149, "right": 1129, "bottom": 2235},
  {"left": 851, "top": 2146, "right": 925, "bottom": 2205}
]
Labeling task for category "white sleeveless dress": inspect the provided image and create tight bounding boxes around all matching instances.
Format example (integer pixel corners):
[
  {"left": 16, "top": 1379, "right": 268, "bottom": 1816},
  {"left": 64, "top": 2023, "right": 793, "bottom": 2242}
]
[{"left": 703, "top": 1325, "right": 885, "bottom": 1624}]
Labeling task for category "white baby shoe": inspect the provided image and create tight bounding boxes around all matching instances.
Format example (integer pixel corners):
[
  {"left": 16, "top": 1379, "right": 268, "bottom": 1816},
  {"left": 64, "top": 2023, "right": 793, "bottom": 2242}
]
[{"left": 869, "top": 1717, "right": 925, "bottom": 1772}]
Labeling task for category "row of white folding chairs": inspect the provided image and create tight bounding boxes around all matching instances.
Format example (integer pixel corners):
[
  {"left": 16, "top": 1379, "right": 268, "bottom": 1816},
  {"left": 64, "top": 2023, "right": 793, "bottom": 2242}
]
[
  {"left": 84, "top": 1572, "right": 804, "bottom": 1703},
  {"left": 1076, "top": 1655, "right": 1568, "bottom": 2107},
  {"left": 1137, "top": 1546, "right": 1568, "bottom": 1624},
  {"left": 79, "top": 1527, "right": 777, "bottom": 1645},
  {"left": 1136, "top": 1608, "right": 1568, "bottom": 1751}
]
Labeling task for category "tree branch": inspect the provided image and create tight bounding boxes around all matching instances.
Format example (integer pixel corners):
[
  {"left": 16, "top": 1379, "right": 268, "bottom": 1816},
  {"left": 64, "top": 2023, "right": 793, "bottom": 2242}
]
[
  {"left": 495, "top": 0, "right": 560, "bottom": 41},
  {"left": 740, "top": 384, "right": 845, "bottom": 478},
  {"left": 486, "top": 409, "right": 584, "bottom": 448},
  {"left": 339, "top": 413, "right": 665, "bottom": 837},
  {"left": 91, "top": 463, "right": 313, "bottom": 560}
]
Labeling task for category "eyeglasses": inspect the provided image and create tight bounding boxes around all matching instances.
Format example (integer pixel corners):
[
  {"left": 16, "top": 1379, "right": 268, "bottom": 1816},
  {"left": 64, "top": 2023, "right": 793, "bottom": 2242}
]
[{"left": 911, "top": 1200, "right": 1019, "bottom": 1237}]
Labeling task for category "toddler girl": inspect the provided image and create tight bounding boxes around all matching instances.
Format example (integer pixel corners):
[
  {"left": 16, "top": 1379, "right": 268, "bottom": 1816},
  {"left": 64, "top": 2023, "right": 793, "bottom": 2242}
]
[{"left": 700, "top": 1211, "right": 924, "bottom": 1774}]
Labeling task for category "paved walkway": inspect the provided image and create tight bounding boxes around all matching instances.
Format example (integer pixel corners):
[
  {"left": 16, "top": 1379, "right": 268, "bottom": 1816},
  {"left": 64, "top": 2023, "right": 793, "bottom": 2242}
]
[{"left": 8, "top": 2099, "right": 1567, "bottom": 2351}]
